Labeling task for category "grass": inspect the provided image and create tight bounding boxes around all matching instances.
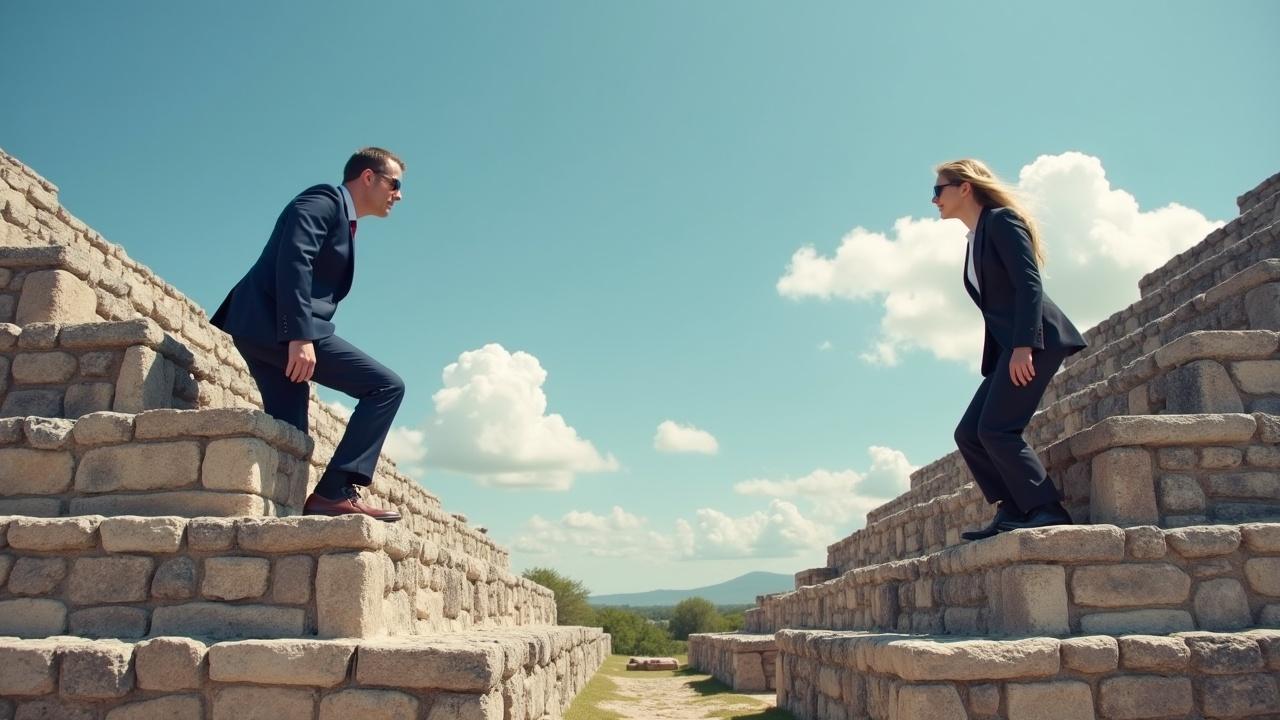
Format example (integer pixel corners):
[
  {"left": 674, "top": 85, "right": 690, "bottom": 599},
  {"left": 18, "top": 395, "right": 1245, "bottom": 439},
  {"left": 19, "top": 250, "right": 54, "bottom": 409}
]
[{"left": 565, "top": 654, "right": 795, "bottom": 720}]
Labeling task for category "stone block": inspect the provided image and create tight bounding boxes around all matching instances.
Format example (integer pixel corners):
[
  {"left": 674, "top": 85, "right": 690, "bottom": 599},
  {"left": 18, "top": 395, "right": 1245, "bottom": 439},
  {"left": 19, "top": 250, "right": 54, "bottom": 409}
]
[
  {"left": 16, "top": 323, "right": 58, "bottom": 350},
  {"left": 135, "top": 637, "right": 206, "bottom": 690},
  {"left": 21, "top": 417, "right": 73, "bottom": 450},
  {"left": 271, "top": 555, "right": 314, "bottom": 604},
  {"left": 11, "top": 352, "right": 76, "bottom": 384},
  {"left": 319, "top": 690, "right": 419, "bottom": 720},
  {"left": 0, "top": 449, "right": 73, "bottom": 495},
  {"left": 64, "top": 383, "right": 114, "bottom": 418},
  {"left": 1059, "top": 636, "right": 1118, "bottom": 673},
  {"left": 1158, "top": 475, "right": 1206, "bottom": 513},
  {"left": 59, "top": 641, "right": 134, "bottom": 699},
  {"left": 1079, "top": 609, "right": 1194, "bottom": 635},
  {"left": 996, "top": 565, "right": 1069, "bottom": 635},
  {"left": 113, "top": 346, "right": 175, "bottom": 413},
  {"left": 212, "top": 687, "right": 315, "bottom": 720},
  {"left": 100, "top": 516, "right": 185, "bottom": 553},
  {"left": 1156, "top": 447, "right": 1196, "bottom": 470},
  {"left": 1183, "top": 633, "right": 1265, "bottom": 674},
  {"left": 1245, "top": 557, "right": 1280, "bottom": 596},
  {"left": 105, "top": 696, "right": 203, "bottom": 720},
  {"left": 968, "top": 684, "right": 1000, "bottom": 716},
  {"left": 1167, "top": 525, "right": 1241, "bottom": 557},
  {"left": 1206, "top": 471, "right": 1280, "bottom": 498},
  {"left": 202, "top": 557, "right": 270, "bottom": 600},
  {"left": 0, "top": 555, "right": 9, "bottom": 585},
  {"left": 317, "top": 552, "right": 384, "bottom": 638},
  {"left": 0, "top": 641, "right": 56, "bottom": 694},
  {"left": 1202, "top": 674, "right": 1280, "bottom": 718},
  {"left": 78, "top": 351, "right": 116, "bottom": 377},
  {"left": 425, "top": 692, "right": 503, "bottom": 720},
  {"left": 150, "top": 603, "right": 305, "bottom": 640},
  {"left": 67, "top": 556, "right": 153, "bottom": 604},
  {"left": 69, "top": 607, "right": 149, "bottom": 639},
  {"left": 357, "top": 640, "right": 505, "bottom": 691},
  {"left": 1071, "top": 564, "right": 1190, "bottom": 607},
  {"left": 208, "top": 640, "right": 355, "bottom": 686},
  {"left": 876, "top": 637, "right": 1060, "bottom": 681},
  {"left": 70, "top": 411, "right": 133, "bottom": 445},
  {"left": 1124, "top": 526, "right": 1167, "bottom": 559},
  {"left": 0, "top": 498, "right": 60, "bottom": 516},
  {"left": 187, "top": 518, "right": 237, "bottom": 551},
  {"left": 895, "top": 684, "right": 965, "bottom": 720},
  {"left": 134, "top": 407, "right": 274, "bottom": 439},
  {"left": 0, "top": 389, "right": 62, "bottom": 417},
  {"left": 239, "top": 515, "right": 385, "bottom": 554},
  {"left": 15, "top": 269, "right": 97, "bottom": 325},
  {"left": 1201, "top": 446, "right": 1245, "bottom": 469},
  {"left": 7, "top": 557, "right": 66, "bottom": 595},
  {"left": 733, "top": 652, "right": 768, "bottom": 691},
  {"left": 152, "top": 556, "right": 196, "bottom": 600},
  {"left": 1194, "top": 579, "right": 1253, "bottom": 631},
  {"left": 1244, "top": 282, "right": 1280, "bottom": 330},
  {"left": 1166, "top": 360, "right": 1244, "bottom": 413},
  {"left": 1091, "top": 448, "right": 1158, "bottom": 526},
  {"left": 1098, "top": 675, "right": 1192, "bottom": 719},
  {"left": 1006, "top": 681, "right": 1093, "bottom": 720},
  {"left": 1248, "top": 444, "right": 1280, "bottom": 467},
  {"left": 202, "top": 438, "right": 277, "bottom": 493},
  {"left": 75, "top": 441, "right": 200, "bottom": 492},
  {"left": 1071, "top": 414, "right": 1258, "bottom": 457},
  {"left": 1232, "top": 360, "right": 1280, "bottom": 394},
  {"left": 70, "top": 491, "right": 266, "bottom": 517},
  {"left": 1118, "top": 635, "right": 1190, "bottom": 671},
  {"left": 6, "top": 517, "right": 98, "bottom": 550},
  {"left": 12, "top": 698, "right": 94, "bottom": 720}
]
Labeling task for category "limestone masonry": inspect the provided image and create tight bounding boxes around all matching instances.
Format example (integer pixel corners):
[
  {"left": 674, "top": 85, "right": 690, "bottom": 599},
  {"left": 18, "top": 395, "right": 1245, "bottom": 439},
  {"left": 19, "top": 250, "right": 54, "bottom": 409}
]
[
  {"left": 690, "top": 169, "right": 1280, "bottom": 719},
  {"left": 0, "top": 148, "right": 609, "bottom": 719}
]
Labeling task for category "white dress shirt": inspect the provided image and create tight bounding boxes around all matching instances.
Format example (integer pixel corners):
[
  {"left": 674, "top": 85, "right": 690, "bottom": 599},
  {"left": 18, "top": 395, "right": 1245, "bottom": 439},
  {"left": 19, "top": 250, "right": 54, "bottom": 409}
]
[{"left": 966, "top": 228, "right": 979, "bottom": 296}]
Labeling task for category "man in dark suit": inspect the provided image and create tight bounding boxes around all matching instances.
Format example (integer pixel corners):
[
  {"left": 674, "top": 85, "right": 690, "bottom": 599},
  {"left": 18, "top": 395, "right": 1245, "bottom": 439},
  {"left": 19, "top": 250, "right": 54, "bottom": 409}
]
[{"left": 211, "top": 147, "right": 406, "bottom": 522}]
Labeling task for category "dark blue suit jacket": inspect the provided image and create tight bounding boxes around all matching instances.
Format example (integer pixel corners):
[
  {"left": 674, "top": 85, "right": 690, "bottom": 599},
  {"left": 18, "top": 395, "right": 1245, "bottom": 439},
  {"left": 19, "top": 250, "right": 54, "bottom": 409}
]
[
  {"left": 965, "top": 206, "right": 1087, "bottom": 377},
  {"left": 211, "top": 184, "right": 355, "bottom": 345}
]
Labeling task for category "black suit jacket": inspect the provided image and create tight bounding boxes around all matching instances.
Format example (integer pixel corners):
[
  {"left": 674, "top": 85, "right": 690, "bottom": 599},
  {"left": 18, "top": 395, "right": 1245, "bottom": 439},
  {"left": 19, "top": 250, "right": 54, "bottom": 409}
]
[
  {"left": 965, "top": 206, "right": 1087, "bottom": 377},
  {"left": 211, "top": 184, "right": 355, "bottom": 345}
]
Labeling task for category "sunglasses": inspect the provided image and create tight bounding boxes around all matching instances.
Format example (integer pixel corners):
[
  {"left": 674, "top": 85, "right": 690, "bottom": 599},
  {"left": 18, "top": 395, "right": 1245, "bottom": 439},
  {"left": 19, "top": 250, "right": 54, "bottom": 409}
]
[
  {"left": 374, "top": 171, "right": 402, "bottom": 192},
  {"left": 933, "top": 182, "right": 962, "bottom": 200}
]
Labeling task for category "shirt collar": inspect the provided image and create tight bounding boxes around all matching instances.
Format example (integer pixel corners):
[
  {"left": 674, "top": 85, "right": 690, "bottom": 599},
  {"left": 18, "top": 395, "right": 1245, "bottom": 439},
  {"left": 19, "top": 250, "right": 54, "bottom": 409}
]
[{"left": 337, "top": 184, "right": 357, "bottom": 225}]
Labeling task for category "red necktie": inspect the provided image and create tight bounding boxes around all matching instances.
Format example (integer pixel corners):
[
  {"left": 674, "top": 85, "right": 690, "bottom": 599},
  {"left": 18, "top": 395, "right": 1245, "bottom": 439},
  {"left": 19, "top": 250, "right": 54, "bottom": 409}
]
[{"left": 349, "top": 220, "right": 357, "bottom": 240}]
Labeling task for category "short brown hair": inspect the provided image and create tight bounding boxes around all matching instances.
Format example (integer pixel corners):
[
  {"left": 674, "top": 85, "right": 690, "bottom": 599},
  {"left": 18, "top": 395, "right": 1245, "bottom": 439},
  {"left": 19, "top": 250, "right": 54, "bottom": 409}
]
[{"left": 343, "top": 147, "right": 405, "bottom": 183}]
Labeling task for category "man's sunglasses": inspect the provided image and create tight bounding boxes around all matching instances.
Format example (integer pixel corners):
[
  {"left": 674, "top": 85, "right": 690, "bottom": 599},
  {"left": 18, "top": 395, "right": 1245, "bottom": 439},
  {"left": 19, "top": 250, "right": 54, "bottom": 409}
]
[
  {"left": 933, "top": 181, "right": 963, "bottom": 200},
  {"left": 374, "top": 172, "right": 401, "bottom": 191}
]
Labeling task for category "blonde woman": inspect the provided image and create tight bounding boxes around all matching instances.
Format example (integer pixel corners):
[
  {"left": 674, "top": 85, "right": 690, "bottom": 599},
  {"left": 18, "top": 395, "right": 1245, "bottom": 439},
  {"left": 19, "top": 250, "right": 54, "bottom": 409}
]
[{"left": 932, "top": 159, "right": 1088, "bottom": 540}]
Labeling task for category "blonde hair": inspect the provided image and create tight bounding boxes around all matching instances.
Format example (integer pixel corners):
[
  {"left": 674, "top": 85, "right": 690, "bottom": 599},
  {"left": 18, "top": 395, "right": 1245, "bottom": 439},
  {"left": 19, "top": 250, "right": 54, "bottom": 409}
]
[{"left": 936, "top": 158, "right": 1045, "bottom": 267}]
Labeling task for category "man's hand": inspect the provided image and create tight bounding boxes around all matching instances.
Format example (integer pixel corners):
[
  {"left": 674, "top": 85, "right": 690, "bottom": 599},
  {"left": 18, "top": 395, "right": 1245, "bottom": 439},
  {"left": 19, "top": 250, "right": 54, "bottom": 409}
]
[
  {"left": 1009, "top": 346, "right": 1035, "bottom": 387},
  {"left": 286, "top": 340, "right": 316, "bottom": 383}
]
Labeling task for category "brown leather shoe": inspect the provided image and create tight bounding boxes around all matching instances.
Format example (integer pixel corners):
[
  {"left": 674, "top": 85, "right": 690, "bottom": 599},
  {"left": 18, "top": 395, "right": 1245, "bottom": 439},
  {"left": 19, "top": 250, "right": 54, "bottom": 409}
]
[{"left": 303, "top": 486, "right": 401, "bottom": 523}]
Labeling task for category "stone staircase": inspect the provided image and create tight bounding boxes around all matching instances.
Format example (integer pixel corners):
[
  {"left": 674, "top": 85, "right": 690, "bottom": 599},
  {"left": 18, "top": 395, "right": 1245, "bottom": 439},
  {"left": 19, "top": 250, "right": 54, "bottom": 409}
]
[
  {"left": 690, "top": 172, "right": 1280, "bottom": 719},
  {"left": 0, "top": 148, "right": 609, "bottom": 719}
]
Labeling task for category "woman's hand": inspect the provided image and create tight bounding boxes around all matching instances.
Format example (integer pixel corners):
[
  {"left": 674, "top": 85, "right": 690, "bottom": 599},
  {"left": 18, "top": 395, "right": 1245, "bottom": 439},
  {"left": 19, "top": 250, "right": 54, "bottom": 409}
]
[{"left": 1009, "top": 346, "right": 1035, "bottom": 387}]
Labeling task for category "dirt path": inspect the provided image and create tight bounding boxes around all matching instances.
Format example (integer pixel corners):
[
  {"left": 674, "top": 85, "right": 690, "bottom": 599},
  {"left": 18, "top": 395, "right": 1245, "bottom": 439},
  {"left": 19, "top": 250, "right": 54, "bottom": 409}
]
[{"left": 598, "top": 672, "right": 777, "bottom": 720}]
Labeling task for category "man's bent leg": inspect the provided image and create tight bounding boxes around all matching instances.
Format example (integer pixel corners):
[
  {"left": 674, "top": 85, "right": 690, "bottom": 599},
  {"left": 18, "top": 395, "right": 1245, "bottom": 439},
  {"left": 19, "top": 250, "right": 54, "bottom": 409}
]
[{"left": 309, "top": 334, "right": 406, "bottom": 489}]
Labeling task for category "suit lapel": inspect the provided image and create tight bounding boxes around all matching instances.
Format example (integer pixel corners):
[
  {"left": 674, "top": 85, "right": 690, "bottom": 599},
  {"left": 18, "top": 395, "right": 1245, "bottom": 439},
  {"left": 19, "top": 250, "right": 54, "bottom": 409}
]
[{"left": 973, "top": 206, "right": 989, "bottom": 296}]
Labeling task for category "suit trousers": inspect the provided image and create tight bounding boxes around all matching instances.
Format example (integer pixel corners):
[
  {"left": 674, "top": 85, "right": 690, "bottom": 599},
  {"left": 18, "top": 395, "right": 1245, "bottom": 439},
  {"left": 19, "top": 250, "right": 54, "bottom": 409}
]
[
  {"left": 233, "top": 335, "right": 405, "bottom": 492},
  {"left": 954, "top": 345, "right": 1070, "bottom": 513}
]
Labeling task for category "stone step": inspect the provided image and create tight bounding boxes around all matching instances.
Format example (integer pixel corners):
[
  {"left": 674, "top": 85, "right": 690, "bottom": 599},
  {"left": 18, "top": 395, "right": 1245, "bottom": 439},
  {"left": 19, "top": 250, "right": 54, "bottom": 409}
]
[
  {"left": 880, "top": 328, "right": 1280, "bottom": 524},
  {"left": 0, "top": 625, "right": 610, "bottom": 720},
  {"left": 1237, "top": 170, "right": 1280, "bottom": 216},
  {"left": 686, "top": 632, "right": 779, "bottom": 692},
  {"left": 770, "top": 627, "right": 1280, "bottom": 720},
  {"left": 746, "top": 523, "right": 1280, "bottom": 637},
  {"left": 832, "top": 412, "right": 1280, "bottom": 576},
  {"left": 0, "top": 514, "right": 552, "bottom": 642},
  {"left": 1137, "top": 178, "right": 1280, "bottom": 302},
  {"left": 0, "top": 318, "right": 198, "bottom": 419},
  {"left": 0, "top": 239, "right": 441, "bottom": 526}
]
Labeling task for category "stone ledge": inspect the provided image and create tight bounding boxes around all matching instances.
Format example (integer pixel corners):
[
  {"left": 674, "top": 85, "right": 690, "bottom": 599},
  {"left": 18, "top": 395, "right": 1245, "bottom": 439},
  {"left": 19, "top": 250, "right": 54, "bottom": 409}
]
[{"left": 0, "top": 626, "right": 611, "bottom": 719}]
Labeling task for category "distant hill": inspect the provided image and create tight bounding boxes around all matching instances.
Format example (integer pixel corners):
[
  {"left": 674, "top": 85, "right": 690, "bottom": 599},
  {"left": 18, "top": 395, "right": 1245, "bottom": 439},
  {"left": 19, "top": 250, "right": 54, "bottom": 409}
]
[{"left": 589, "top": 571, "right": 793, "bottom": 607}]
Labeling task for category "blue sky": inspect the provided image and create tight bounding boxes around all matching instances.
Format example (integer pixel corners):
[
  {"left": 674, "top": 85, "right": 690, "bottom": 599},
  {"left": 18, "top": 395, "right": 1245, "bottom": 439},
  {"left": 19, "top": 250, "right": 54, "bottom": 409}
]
[{"left": 4, "top": 1, "right": 1278, "bottom": 594}]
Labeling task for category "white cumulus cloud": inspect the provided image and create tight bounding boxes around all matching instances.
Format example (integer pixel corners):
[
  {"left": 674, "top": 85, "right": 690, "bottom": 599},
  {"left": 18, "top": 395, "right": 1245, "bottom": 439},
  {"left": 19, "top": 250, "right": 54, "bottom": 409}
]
[
  {"left": 777, "top": 152, "right": 1225, "bottom": 368},
  {"left": 734, "top": 446, "right": 916, "bottom": 527},
  {"left": 422, "top": 343, "right": 618, "bottom": 490},
  {"left": 653, "top": 420, "right": 720, "bottom": 455}
]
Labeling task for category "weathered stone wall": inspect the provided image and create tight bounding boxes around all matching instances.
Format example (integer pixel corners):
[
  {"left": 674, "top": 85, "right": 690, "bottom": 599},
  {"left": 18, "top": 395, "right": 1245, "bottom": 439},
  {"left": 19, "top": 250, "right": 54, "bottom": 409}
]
[
  {"left": 0, "top": 409, "right": 311, "bottom": 518},
  {"left": 686, "top": 633, "right": 777, "bottom": 692},
  {"left": 0, "top": 627, "right": 610, "bottom": 720},
  {"left": 0, "top": 515, "right": 555, "bottom": 641},
  {"left": 749, "top": 523, "right": 1280, "bottom": 637},
  {"left": 0, "top": 319, "right": 197, "bottom": 419},
  {"left": 775, "top": 628, "right": 1280, "bottom": 720}
]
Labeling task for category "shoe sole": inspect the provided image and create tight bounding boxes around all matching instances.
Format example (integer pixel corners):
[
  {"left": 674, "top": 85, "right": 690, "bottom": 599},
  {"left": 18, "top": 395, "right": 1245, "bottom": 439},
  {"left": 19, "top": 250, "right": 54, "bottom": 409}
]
[{"left": 303, "top": 509, "right": 402, "bottom": 523}]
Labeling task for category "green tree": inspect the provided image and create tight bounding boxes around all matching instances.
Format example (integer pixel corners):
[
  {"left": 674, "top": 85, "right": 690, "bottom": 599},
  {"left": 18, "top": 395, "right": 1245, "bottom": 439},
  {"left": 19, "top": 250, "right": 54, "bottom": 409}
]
[
  {"left": 595, "top": 608, "right": 678, "bottom": 656},
  {"left": 522, "top": 567, "right": 596, "bottom": 626},
  {"left": 667, "top": 597, "right": 723, "bottom": 640}
]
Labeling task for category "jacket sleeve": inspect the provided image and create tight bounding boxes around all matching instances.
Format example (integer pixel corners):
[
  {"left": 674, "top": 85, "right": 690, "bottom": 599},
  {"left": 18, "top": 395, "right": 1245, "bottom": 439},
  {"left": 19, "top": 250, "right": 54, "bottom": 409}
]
[
  {"left": 274, "top": 192, "right": 337, "bottom": 342},
  {"left": 987, "top": 209, "right": 1045, "bottom": 349}
]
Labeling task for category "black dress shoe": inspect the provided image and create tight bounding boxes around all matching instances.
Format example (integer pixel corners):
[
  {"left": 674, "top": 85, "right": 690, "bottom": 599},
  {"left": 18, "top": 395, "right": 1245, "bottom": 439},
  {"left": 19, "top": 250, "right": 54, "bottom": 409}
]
[
  {"left": 961, "top": 502, "right": 1026, "bottom": 541},
  {"left": 996, "top": 501, "right": 1072, "bottom": 531}
]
